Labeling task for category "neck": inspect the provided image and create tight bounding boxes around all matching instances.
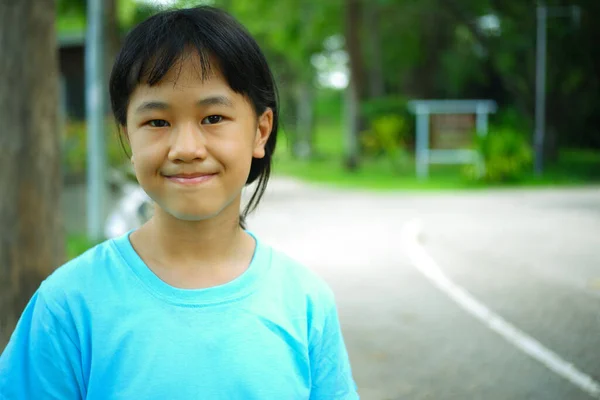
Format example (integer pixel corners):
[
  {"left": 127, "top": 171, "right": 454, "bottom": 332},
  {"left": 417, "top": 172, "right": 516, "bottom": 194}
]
[{"left": 136, "top": 197, "right": 251, "bottom": 271}]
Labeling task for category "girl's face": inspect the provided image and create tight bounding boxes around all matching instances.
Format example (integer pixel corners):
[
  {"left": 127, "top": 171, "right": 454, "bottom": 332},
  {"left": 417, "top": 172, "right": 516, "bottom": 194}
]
[{"left": 125, "top": 55, "right": 273, "bottom": 222}]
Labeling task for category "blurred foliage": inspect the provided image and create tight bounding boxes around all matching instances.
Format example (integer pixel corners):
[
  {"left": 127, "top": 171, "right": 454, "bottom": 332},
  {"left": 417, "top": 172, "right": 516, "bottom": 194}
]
[
  {"left": 62, "top": 120, "right": 129, "bottom": 179},
  {"left": 438, "top": 0, "right": 600, "bottom": 153},
  {"left": 57, "top": 0, "right": 142, "bottom": 34},
  {"left": 465, "top": 127, "right": 533, "bottom": 183},
  {"left": 275, "top": 119, "right": 599, "bottom": 190},
  {"left": 56, "top": 0, "right": 600, "bottom": 178},
  {"left": 361, "top": 96, "right": 410, "bottom": 120},
  {"left": 361, "top": 96, "right": 414, "bottom": 139},
  {"left": 212, "top": 0, "right": 341, "bottom": 77},
  {"left": 209, "top": 0, "right": 342, "bottom": 151},
  {"left": 492, "top": 107, "right": 533, "bottom": 134},
  {"left": 359, "top": 96, "right": 413, "bottom": 169},
  {"left": 361, "top": 115, "right": 410, "bottom": 170},
  {"left": 66, "top": 234, "right": 101, "bottom": 260},
  {"left": 367, "top": 0, "right": 599, "bottom": 158}
]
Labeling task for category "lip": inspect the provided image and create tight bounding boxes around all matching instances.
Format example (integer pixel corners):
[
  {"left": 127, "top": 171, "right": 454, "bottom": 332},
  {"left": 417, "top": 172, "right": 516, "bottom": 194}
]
[{"left": 164, "top": 173, "right": 216, "bottom": 185}]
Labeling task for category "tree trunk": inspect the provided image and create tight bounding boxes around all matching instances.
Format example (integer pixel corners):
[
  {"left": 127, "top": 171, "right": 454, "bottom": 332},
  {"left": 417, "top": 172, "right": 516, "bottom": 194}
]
[
  {"left": 365, "top": 4, "right": 385, "bottom": 99},
  {"left": 544, "top": 126, "right": 559, "bottom": 165},
  {"left": 0, "top": 0, "right": 64, "bottom": 349},
  {"left": 294, "top": 81, "right": 314, "bottom": 159},
  {"left": 344, "top": 0, "right": 364, "bottom": 170}
]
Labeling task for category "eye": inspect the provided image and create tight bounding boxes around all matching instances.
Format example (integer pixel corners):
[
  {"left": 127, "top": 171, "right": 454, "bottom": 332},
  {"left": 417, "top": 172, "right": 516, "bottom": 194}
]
[
  {"left": 202, "top": 115, "right": 223, "bottom": 125},
  {"left": 147, "top": 119, "right": 170, "bottom": 128}
]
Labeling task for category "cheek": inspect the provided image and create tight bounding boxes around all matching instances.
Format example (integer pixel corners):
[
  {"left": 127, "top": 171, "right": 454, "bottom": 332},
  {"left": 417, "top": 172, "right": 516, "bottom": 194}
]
[
  {"left": 129, "top": 135, "right": 167, "bottom": 174},
  {"left": 217, "top": 135, "right": 255, "bottom": 167}
]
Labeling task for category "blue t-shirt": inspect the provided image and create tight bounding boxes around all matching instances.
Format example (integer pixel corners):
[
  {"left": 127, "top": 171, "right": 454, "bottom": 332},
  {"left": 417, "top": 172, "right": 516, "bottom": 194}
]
[{"left": 0, "top": 232, "right": 358, "bottom": 399}]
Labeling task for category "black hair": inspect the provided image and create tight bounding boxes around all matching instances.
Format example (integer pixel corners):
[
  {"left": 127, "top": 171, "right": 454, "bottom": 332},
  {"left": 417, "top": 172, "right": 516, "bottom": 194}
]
[{"left": 109, "top": 6, "right": 278, "bottom": 229}]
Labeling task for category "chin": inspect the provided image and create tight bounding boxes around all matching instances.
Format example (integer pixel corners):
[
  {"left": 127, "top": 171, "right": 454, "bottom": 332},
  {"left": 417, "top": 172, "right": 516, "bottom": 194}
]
[
  {"left": 161, "top": 202, "right": 230, "bottom": 222},
  {"left": 152, "top": 195, "right": 241, "bottom": 223},
  {"left": 169, "top": 209, "right": 221, "bottom": 222}
]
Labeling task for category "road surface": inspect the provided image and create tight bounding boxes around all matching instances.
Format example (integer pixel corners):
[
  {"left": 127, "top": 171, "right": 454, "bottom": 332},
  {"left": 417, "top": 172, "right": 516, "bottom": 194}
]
[{"left": 247, "top": 179, "right": 600, "bottom": 400}]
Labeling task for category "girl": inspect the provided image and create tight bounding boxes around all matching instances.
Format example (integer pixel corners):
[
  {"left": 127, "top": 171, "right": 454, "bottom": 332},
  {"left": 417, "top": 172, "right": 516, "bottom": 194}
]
[{"left": 0, "top": 6, "right": 358, "bottom": 400}]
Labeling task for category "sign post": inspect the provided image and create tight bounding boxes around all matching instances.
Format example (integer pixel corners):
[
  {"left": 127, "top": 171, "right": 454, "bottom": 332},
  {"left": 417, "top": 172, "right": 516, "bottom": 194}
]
[{"left": 408, "top": 100, "right": 497, "bottom": 180}]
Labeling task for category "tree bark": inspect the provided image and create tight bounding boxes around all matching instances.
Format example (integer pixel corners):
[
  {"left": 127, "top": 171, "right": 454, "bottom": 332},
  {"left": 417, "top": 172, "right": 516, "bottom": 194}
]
[
  {"left": 0, "top": 0, "right": 64, "bottom": 349},
  {"left": 344, "top": 0, "right": 364, "bottom": 170},
  {"left": 365, "top": 3, "right": 385, "bottom": 99}
]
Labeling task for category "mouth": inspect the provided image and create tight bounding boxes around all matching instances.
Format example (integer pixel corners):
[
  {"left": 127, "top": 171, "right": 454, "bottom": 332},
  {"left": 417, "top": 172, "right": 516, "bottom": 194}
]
[{"left": 163, "top": 173, "right": 217, "bottom": 185}]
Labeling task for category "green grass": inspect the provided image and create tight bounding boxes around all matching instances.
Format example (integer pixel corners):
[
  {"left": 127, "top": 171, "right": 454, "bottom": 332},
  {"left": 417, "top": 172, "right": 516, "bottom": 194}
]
[
  {"left": 541, "top": 150, "right": 600, "bottom": 182},
  {"left": 66, "top": 234, "right": 101, "bottom": 260},
  {"left": 274, "top": 154, "right": 476, "bottom": 191},
  {"left": 273, "top": 122, "right": 600, "bottom": 191},
  {"left": 273, "top": 122, "right": 478, "bottom": 191}
]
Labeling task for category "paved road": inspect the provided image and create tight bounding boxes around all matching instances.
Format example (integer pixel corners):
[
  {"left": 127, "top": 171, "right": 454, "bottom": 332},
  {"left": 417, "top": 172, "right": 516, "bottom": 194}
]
[{"left": 246, "top": 179, "right": 600, "bottom": 400}]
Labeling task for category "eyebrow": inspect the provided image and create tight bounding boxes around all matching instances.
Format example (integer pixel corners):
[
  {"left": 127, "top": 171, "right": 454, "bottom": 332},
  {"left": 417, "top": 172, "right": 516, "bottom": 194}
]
[
  {"left": 135, "top": 101, "right": 169, "bottom": 114},
  {"left": 134, "top": 96, "right": 234, "bottom": 115},
  {"left": 196, "top": 95, "right": 233, "bottom": 108}
]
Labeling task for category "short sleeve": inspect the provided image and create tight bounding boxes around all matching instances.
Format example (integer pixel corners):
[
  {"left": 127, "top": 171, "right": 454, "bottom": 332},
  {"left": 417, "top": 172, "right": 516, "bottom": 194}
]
[
  {"left": 309, "top": 301, "right": 359, "bottom": 399},
  {"left": 0, "top": 288, "right": 85, "bottom": 400}
]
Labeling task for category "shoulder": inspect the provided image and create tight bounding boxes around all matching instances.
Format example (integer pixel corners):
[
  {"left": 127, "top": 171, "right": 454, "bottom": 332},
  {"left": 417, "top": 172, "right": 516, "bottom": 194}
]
[
  {"left": 5, "top": 239, "right": 125, "bottom": 353},
  {"left": 38, "top": 238, "right": 124, "bottom": 313},
  {"left": 260, "top": 242, "right": 337, "bottom": 329},
  {"left": 268, "top": 245, "right": 335, "bottom": 301}
]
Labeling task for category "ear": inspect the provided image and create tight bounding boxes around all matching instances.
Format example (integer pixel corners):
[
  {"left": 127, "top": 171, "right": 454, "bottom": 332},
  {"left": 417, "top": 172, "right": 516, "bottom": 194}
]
[{"left": 252, "top": 108, "right": 273, "bottom": 159}]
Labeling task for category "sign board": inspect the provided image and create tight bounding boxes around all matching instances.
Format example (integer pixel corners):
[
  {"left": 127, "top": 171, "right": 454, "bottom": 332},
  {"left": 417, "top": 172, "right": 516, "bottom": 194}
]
[
  {"left": 408, "top": 100, "right": 498, "bottom": 179},
  {"left": 430, "top": 114, "right": 476, "bottom": 150}
]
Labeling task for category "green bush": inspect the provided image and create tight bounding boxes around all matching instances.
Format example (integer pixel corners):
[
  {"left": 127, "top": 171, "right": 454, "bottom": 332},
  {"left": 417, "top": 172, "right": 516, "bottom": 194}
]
[
  {"left": 360, "top": 114, "right": 410, "bottom": 170},
  {"left": 62, "top": 119, "right": 129, "bottom": 179},
  {"left": 359, "top": 95, "right": 414, "bottom": 166},
  {"left": 465, "top": 127, "right": 533, "bottom": 182},
  {"left": 361, "top": 95, "right": 410, "bottom": 118}
]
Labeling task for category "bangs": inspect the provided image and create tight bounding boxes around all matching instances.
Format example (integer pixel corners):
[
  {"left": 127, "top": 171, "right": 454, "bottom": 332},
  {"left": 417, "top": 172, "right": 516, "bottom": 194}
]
[
  {"left": 124, "top": 23, "right": 217, "bottom": 95},
  {"left": 130, "top": 42, "right": 215, "bottom": 88},
  {"left": 110, "top": 6, "right": 270, "bottom": 125}
]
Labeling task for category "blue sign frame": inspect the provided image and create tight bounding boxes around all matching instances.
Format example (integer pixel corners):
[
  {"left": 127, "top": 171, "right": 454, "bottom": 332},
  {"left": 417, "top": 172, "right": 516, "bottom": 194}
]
[{"left": 408, "top": 100, "right": 498, "bottom": 179}]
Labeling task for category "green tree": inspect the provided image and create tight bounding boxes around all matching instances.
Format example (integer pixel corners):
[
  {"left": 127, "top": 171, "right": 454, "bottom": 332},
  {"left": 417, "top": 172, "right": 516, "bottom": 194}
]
[
  {"left": 439, "top": 0, "right": 600, "bottom": 159},
  {"left": 370, "top": 0, "right": 600, "bottom": 165}
]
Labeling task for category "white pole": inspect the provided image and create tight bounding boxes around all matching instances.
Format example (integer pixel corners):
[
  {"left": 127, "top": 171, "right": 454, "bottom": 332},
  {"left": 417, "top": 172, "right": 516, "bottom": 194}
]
[{"left": 85, "top": 0, "right": 106, "bottom": 240}]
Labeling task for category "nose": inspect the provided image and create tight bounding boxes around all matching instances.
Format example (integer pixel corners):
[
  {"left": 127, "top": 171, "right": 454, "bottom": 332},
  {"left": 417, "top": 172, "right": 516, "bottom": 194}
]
[{"left": 167, "top": 122, "right": 208, "bottom": 162}]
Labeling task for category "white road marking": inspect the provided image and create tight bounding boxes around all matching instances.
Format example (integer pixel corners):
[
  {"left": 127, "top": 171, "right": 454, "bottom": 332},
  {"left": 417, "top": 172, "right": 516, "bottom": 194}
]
[{"left": 401, "top": 219, "right": 600, "bottom": 399}]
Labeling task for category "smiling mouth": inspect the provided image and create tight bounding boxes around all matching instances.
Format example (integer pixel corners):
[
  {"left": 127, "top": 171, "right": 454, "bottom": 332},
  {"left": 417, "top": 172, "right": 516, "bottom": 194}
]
[{"left": 164, "top": 173, "right": 216, "bottom": 185}]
